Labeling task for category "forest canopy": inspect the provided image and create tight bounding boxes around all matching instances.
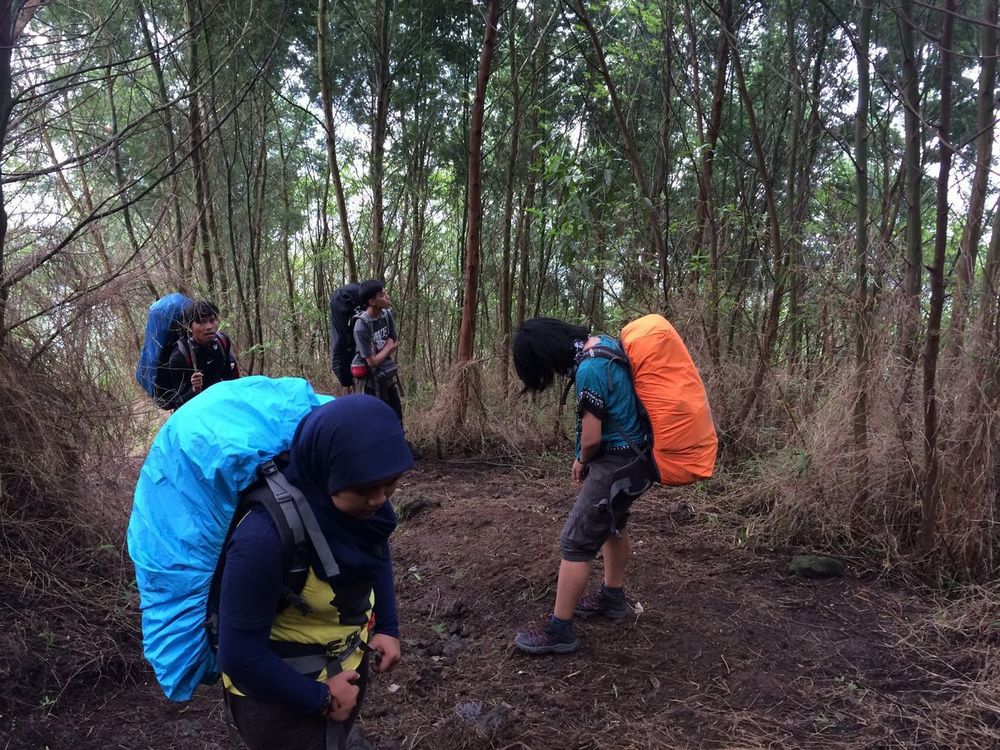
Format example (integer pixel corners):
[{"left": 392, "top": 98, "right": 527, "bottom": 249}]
[{"left": 1, "top": 0, "right": 999, "bottom": 579}]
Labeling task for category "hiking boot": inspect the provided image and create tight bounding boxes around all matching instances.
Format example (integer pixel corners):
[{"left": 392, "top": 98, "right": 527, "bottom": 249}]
[
  {"left": 514, "top": 619, "right": 579, "bottom": 655},
  {"left": 574, "top": 587, "right": 629, "bottom": 621}
]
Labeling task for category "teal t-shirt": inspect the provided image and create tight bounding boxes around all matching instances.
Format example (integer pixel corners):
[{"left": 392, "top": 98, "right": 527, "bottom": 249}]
[{"left": 574, "top": 336, "right": 648, "bottom": 457}]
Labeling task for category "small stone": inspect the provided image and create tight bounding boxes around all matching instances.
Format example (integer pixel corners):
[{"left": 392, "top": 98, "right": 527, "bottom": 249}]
[
  {"left": 394, "top": 494, "right": 441, "bottom": 521},
  {"left": 442, "top": 635, "right": 465, "bottom": 658},
  {"left": 455, "top": 701, "right": 483, "bottom": 721},
  {"left": 666, "top": 501, "right": 695, "bottom": 522},
  {"left": 477, "top": 706, "right": 509, "bottom": 732},
  {"left": 787, "top": 555, "right": 845, "bottom": 578}
]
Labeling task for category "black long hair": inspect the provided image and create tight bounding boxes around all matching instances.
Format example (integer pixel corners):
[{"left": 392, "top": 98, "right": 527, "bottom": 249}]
[
  {"left": 183, "top": 299, "right": 220, "bottom": 326},
  {"left": 512, "top": 317, "right": 589, "bottom": 392}
]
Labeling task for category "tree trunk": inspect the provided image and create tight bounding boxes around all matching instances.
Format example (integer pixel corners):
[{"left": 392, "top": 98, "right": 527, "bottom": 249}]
[
  {"left": 919, "top": 0, "right": 955, "bottom": 555},
  {"left": 898, "top": 0, "right": 922, "bottom": 378},
  {"left": 317, "top": 0, "right": 357, "bottom": 281},
  {"left": 456, "top": 0, "right": 501, "bottom": 364},
  {"left": 499, "top": 1, "right": 521, "bottom": 390},
  {"left": 688, "top": 0, "right": 730, "bottom": 363},
  {"left": 653, "top": 3, "right": 674, "bottom": 310},
  {"left": 852, "top": 0, "right": 873, "bottom": 523},
  {"left": 572, "top": 0, "right": 669, "bottom": 308},
  {"left": 947, "top": 0, "right": 997, "bottom": 355},
  {"left": 0, "top": 4, "right": 17, "bottom": 344},
  {"left": 0, "top": 0, "right": 51, "bottom": 344},
  {"left": 370, "top": 0, "right": 394, "bottom": 278},
  {"left": 277, "top": 120, "right": 303, "bottom": 369},
  {"left": 729, "top": 24, "right": 788, "bottom": 428},
  {"left": 135, "top": 0, "right": 185, "bottom": 267}
]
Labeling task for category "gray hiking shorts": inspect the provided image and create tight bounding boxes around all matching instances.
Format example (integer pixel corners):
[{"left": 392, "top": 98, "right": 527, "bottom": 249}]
[{"left": 559, "top": 451, "right": 654, "bottom": 562}]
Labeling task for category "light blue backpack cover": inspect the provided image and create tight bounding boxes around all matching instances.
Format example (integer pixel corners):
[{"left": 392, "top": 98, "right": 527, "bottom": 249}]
[{"left": 127, "top": 376, "right": 332, "bottom": 701}]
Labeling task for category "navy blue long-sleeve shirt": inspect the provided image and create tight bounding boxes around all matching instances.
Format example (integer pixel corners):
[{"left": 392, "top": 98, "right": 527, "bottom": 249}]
[{"left": 217, "top": 509, "right": 398, "bottom": 715}]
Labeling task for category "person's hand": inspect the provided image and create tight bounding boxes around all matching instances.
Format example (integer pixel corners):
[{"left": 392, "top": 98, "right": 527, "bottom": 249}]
[
  {"left": 369, "top": 633, "right": 401, "bottom": 673},
  {"left": 325, "top": 670, "right": 360, "bottom": 722},
  {"left": 572, "top": 459, "right": 589, "bottom": 483},
  {"left": 190, "top": 371, "right": 204, "bottom": 393},
  {"left": 386, "top": 338, "right": 399, "bottom": 354}
]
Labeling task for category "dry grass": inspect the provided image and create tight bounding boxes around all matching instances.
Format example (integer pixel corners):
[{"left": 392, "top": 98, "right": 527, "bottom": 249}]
[
  {"left": 0, "top": 344, "right": 141, "bottom": 716},
  {"left": 886, "top": 584, "right": 1000, "bottom": 750},
  {"left": 703, "top": 336, "right": 1000, "bottom": 584},
  {"left": 411, "top": 359, "right": 573, "bottom": 462}
]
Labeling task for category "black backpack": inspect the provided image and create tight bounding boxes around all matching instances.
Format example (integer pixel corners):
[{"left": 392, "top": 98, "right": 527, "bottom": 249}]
[{"left": 330, "top": 284, "right": 364, "bottom": 387}]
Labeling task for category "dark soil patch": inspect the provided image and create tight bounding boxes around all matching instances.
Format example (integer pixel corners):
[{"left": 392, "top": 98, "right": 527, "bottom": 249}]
[{"left": 1, "top": 458, "right": 988, "bottom": 749}]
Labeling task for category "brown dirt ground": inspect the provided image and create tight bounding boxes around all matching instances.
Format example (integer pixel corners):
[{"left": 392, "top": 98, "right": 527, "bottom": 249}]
[{"left": 2, "top": 457, "right": 994, "bottom": 749}]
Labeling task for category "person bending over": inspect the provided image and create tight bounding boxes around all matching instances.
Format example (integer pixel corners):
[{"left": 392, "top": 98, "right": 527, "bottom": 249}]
[{"left": 511, "top": 317, "right": 653, "bottom": 655}]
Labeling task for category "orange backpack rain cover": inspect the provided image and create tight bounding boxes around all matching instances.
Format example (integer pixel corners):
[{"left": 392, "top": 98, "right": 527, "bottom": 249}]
[{"left": 620, "top": 314, "right": 717, "bottom": 486}]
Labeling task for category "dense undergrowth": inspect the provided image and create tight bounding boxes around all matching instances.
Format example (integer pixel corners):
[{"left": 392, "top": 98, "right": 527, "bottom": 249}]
[{"left": 0, "top": 345, "right": 142, "bottom": 717}]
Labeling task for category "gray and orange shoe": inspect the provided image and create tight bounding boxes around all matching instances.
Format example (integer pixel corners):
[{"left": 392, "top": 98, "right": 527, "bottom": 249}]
[
  {"left": 514, "top": 618, "right": 579, "bottom": 654},
  {"left": 574, "top": 587, "right": 629, "bottom": 621}
]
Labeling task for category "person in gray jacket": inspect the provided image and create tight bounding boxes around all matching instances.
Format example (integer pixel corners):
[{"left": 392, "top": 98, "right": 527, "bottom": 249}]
[{"left": 351, "top": 280, "right": 403, "bottom": 423}]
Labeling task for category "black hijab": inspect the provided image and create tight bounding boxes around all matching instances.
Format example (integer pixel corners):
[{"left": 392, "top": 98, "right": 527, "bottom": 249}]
[{"left": 282, "top": 394, "right": 414, "bottom": 582}]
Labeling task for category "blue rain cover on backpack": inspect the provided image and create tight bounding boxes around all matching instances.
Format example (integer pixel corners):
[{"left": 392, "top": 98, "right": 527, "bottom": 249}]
[
  {"left": 135, "top": 293, "right": 191, "bottom": 399},
  {"left": 127, "top": 376, "right": 333, "bottom": 701}
]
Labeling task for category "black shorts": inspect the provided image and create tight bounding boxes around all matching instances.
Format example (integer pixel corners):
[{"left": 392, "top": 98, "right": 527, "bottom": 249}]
[{"left": 558, "top": 451, "right": 655, "bottom": 562}]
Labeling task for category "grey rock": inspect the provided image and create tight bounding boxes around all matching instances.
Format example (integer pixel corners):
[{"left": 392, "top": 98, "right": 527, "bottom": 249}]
[
  {"left": 787, "top": 555, "right": 845, "bottom": 578},
  {"left": 442, "top": 635, "right": 466, "bottom": 658},
  {"left": 394, "top": 494, "right": 441, "bottom": 521},
  {"left": 454, "top": 701, "right": 483, "bottom": 721}
]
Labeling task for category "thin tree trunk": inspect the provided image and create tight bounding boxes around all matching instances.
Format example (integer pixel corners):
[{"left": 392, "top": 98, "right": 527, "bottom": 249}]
[
  {"left": 975, "top": 193, "right": 1000, "bottom": 348},
  {"left": 0, "top": 1, "right": 78, "bottom": 343},
  {"left": 898, "top": 0, "right": 922, "bottom": 378},
  {"left": 947, "top": 0, "right": 997, "bottom": 355},
  {"left": 277, "top": 120, "right": 303, "bottom": 369},
  {"left": 196, "top": 13, "right": 231, "bottom": 303},
  {"left": 784, "top": 0, "right": 804, "bottom": 368},
  {"left": 852, "top": 0, "right": 873, "bottom": 523},
  {"left": 514, "top": 172, "right": 534, "bottom": 328},
  {"left": 653, "top": 4, "right": 674, "bottom": 310},
  {"left": 370, "top": 0, "right": 394, "bottom": 278},
  {"left": 688, "top": 0, "right": 730, "bottom": 362},
  {"left": 40, "top": 125, "right": 142, "bottom": 350},
  {"left": 183, "top": 0, "right": 215, "bottom": 293},
  {"left": 728, "top": 25, "right": 788, "bottom": 427},
  {"left": 572, "top": 0, "right": 669, "bottom": 307},
  {"left": 500, "top": 1, "right": 521, "bottom": 389},
  {"left": 249, "top": 115, "right": 268, "bottom": 373},
  {"left": 919, "top": 0, "right": 955, "bottom": 555},
  {"left": 135, "top": 0, "right": 185, "bottom": 268},
  {"left": 318, "top": 0, "right": 357, "bottom": 281},
  {"left": 104, "top": 46, "right": 159, "bottom": 300},
  {"left": 456, "top": 0, "right": 501, "bottom": 364}
]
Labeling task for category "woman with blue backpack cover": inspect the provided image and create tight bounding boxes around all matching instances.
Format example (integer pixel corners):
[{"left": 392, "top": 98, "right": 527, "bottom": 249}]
[{"left": 218, "top": 394, "right": 414, "bottom": 749}]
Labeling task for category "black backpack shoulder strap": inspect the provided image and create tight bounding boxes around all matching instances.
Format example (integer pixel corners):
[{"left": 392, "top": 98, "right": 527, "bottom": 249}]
[
  {"left": 177, "top": 336, "right": 192, "bottom": 368},
  {"left": 260, "top": 461, "right": 341, "bottom": 581},
  {"left": 204, "top": 461, "right": 341, "bottom": 651},
  {"left": 386, "top": 308, "right": 397, "bottom": 339},
  {"left": 580, "top": 343, "right": 632, "bottom": 377}
]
